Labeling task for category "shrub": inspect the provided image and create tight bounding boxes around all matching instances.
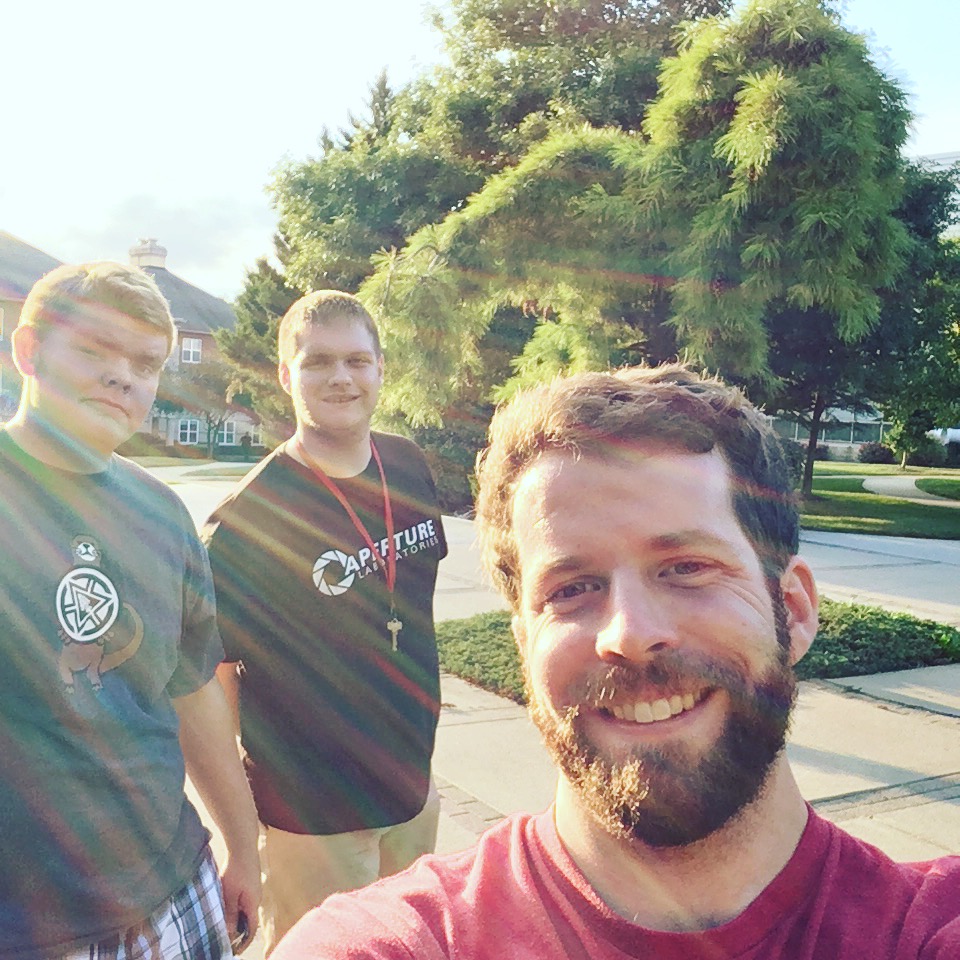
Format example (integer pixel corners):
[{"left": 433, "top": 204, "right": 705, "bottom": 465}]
[
  {"left": 813, "top": 443, "right": 830, "bottom": 461},
  {"left": 907, "top": 436, "right": 947, "bottom": 468},
  {"left": 413, "top": 413, "right": 490, "bottom": 515},
  {"left": 857, "top": 442, "right": 896, "bottom": 464},
  {"left": 779, "top": 440, "right": 806, "bottom": 488},
  {"left": 796, "top": 599, "right": 960, "bottom": 679},
  {"left": 946, "top": 442, "right": 960, "bottom": 468},
  {"left": 436, "top": 601, "right": 960, "bottom": 700}
]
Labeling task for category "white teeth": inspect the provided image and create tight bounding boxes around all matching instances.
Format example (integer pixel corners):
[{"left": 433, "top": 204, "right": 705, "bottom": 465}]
[
  {"left": 635, "top": 701, "right": 654, "bottom": 723},
  {"left": 606, "top": 691, "right": 702, "bottom": 725},
  {"left": 651, "top": 699, "right": 672, "bottom": 721}
]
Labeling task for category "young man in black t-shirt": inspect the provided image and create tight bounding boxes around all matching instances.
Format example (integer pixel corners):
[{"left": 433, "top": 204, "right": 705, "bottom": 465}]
[
  {"left": 203, "top": 291, "right": 447, "bottom": 953},
  {"left": 1, "top": 261, "right": 260, "bottom": 958}
]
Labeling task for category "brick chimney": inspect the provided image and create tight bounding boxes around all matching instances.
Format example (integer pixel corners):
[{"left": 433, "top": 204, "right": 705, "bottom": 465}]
[{"left": 129, "top": 238, "right": 167, "bottom": 269}]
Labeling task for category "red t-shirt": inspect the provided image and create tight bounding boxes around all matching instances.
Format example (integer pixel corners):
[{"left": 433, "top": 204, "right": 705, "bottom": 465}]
[{"left": 273, "top": 808, "right": 960, "bottom": 959}]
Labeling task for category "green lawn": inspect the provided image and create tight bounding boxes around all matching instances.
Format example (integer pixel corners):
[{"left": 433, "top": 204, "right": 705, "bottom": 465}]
[
  {"left": 810, "top": 477, "right": 866, "bottom": 493},
  {"left": 436, "top": 602, "right": 960, "bottom": 703},
  {"left": 915, "top": 478, "right": 960, "bottom": 501},
  {"left": 799, "top": 490, "right": 960, "bottom": 539}
]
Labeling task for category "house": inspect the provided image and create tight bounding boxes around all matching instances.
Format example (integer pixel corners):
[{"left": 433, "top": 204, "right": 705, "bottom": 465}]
[
  {"left": 0, "top": 232, "right": 259, "bottom": 454},
  {"left": 127, "top": 238, "right": 261, "bottom": 453}
]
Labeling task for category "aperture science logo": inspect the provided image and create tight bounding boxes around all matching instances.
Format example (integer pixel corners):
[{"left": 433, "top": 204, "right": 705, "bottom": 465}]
[{"left": 311, "top": 519, "right": 440, "bottom": 597}]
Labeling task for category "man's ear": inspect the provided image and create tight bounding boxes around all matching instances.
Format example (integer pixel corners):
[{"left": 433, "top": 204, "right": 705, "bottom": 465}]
[
  {"left": 278, "top": 360, "right": 292, "bottom": 396},
  {"left": 11, "top": 325, "right": 41, "bottom": 378},
  {"left": 779, "top": 556, "right": 819, "bottom": 666}
]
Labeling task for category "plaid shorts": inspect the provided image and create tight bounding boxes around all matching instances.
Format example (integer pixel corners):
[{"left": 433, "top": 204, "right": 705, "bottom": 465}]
[{"left": 59, "top": 848, "right": 232, "bottom": 960}]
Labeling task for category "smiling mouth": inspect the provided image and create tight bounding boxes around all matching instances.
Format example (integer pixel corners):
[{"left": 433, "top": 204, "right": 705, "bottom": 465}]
[{"left": 598, "top": 689, "right": 710, "bottom": 724}]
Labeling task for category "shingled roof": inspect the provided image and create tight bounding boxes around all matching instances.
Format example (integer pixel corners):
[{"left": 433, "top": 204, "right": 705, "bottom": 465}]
[
  {"left": 141, "top": 265, "right": 237, "bottom": 335},
  {"left": 0, "top": 231, "right": 62, "bottom": 301}
]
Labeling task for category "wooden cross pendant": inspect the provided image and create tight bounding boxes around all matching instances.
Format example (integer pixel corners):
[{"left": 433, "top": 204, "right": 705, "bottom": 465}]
[{"left": 387, "top": 617, "right": 403, "bottom": 651}]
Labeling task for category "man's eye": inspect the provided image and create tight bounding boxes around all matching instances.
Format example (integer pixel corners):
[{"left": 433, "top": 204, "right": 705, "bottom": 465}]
[
  {"left": 546, "top": 580, "right": 603, "bottom": 604},
  {"left": 662, "top": 561, "right": 711, "bottom": 579}
]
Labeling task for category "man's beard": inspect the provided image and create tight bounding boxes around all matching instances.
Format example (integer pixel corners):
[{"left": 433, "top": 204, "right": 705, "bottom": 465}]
[{"left": 528, "top": 586, "right": 797, "bottom": 848}]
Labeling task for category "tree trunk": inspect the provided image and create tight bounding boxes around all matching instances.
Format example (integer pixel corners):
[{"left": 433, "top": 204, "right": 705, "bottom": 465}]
[{"left": 802, "top": 392, "right": 827, "bottom": 497}]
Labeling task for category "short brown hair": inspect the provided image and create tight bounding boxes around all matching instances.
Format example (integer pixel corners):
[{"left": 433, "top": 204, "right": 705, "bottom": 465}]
[
  {"left": 278, "top": 290, "right": 381, "bottom": 363},
  {"left": 475, "top": 364, "right": 799, "bottom": 611},
  {"left": 18, "top": 262, "right": 176, "bottom": 353}
]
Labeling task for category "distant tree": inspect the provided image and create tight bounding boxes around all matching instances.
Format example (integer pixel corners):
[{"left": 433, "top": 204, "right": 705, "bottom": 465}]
[
  {"left": 877, "top": 235, "right": 960, "bottom": 467},
  {"left": 157, "top": 359, "right": 246, "bottom": 458},
  {"left": 271, "top": 68, "right": 483, "bottom": 295},
  {"left": 358, "top": 0, "right": 916, "bottom": 439},
  {"left": 411, "top": 0, "right": 731, "bottom": 168},
  {"left": 622, "top": 0, "right": 912, "bottom": 378},
  {"left": 745, "top": 163, "right": 958, "bottom": 494},
  {"left": 217, "top": 257, "right": 301, "bottom": 440}
]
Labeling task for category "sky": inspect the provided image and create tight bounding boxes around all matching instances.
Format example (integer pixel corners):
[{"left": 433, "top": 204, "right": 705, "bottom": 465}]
[{"left": 2, "top": 0, "right": 957, "bottom": 301}]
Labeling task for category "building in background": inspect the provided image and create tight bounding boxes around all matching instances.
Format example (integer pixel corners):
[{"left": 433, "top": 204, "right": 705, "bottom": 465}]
[
  {"left": 127, "top": 239, "right": 261, "bottom": 455},
  {"left": 0, "top": 232, "right": 260, "bottom": 455}
]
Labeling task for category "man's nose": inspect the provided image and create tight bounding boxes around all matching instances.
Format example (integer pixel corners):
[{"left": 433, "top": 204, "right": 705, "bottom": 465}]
[
  {"left": 328, "top": 361, "right": 353, "bottom": 383},
  {"left": 100, "top": 360, "right": 133, "bottom": 392},
  {"left": 595, "top": 572, "right": 678, "bottom": 664}
]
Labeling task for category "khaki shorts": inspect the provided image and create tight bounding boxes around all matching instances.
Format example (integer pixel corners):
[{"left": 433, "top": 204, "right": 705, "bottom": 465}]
[{"left": 259, "top": 779, "right": 440, "bottom": 956}]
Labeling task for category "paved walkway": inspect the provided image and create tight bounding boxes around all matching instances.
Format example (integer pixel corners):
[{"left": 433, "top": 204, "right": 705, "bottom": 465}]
[{"left": 861, "top": 474, "right": 960, "bottom": 507}]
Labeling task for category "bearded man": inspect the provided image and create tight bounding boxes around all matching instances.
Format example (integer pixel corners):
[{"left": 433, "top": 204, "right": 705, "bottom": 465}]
[{"left": 271, "top": 364, "right": 960, "bottom": 959}]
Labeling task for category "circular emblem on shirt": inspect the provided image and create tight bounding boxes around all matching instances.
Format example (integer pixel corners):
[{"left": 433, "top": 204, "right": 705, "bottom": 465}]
[
  {"left": 74, "top": 540, "right": 99, "bottom": 564},
  {"left": 56, "top": 567, "right": 120, "bottom": 642},
  {"left": 312, "top": 549, "right": 356, "bottom": 597}
]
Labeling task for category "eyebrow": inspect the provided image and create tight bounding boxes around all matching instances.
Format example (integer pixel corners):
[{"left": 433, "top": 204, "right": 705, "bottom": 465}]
[
  {"left": 301, "top": 349, "right": 375, "bottom": 361},
  {"left": 647, "top": 531, "right": 739, "bottom": 553},
  {"left": 526, "top": 531, "right": 741, "bottom": 585}
]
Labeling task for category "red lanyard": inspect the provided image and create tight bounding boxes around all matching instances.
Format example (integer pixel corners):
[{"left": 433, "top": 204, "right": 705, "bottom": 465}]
[{"left": 294, "top": 438, "right": 397, "bottom": 599}]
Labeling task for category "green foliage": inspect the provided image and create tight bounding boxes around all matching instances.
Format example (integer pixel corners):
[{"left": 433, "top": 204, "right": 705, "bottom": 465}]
[
  {"left": 858, "top": 442, "right": 895, "bottom": 464},
  {"left": 631, "top": 0, "right": 911, "bottom": 373},
  {"left": 273, "top": 137, "right": 483, "bottom": 294},
  {"left": 412, "top": 412, "right": 490, "bottom": 514},
  {"left": 886, "top": 409, "right": 937, "bottom": 466},
  {"left": 915, "top": 478, "right": 960, "bottom": 499},
  {"left": 436, "top": 600, "right": 960, "bottom": 702},
  {"left": 156, "top": 359, "right": 245, "bottom": 457},
  {"left": 436, "top": 611, "right": 524, "bottom": 702},
  {"left": 217, "top": 258, "right": 301, "bottom": 440},
  {"left": 796, "top": 600, "right": 960, "bottom": 679},
  {"left": 779, "top": 439, "right": 806, "bottom": 488},
  {"left": 799, "top": 490, "right": 960, "bottom": 539},
  {"left": 906, "top": 435, "right": 947, "bottom": 468}
]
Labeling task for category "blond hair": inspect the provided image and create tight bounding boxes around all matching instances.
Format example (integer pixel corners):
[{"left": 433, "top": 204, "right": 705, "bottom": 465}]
[
  {"left": 278, "top": 290, "right": 381, "bottom": 363},
  {"left": 18, "top": 262, "right": 176, "bottom": 353}
]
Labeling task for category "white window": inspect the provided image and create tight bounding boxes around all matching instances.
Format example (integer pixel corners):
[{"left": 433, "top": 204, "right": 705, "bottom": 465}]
[
  {"left": 248, "top": 424, "right": 262, "bottom": 446},
  {"left": 181, "top": 337, "right": 202, "bottom": 364},
  {"left": 217, "top": 422, "right": 237, "bottom": 446},
  {"left": 178, "top": 419, "right": 200, "bottom": 444}
]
